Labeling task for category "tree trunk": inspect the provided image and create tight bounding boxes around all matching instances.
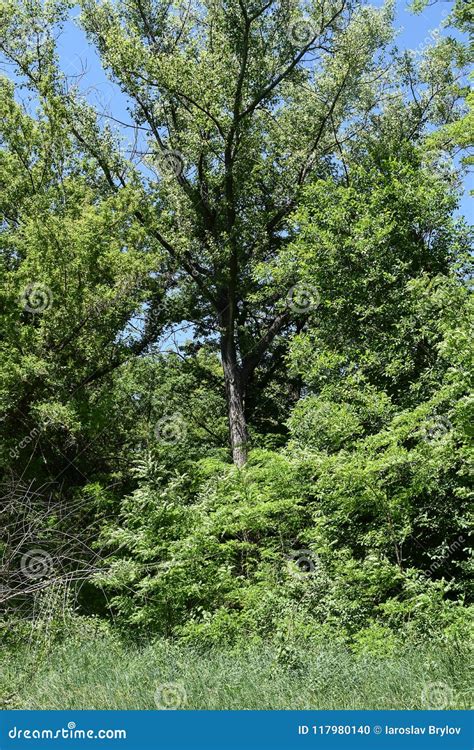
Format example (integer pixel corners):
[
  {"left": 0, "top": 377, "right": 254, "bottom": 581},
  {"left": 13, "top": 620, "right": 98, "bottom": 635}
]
[{"left": 220, "top": 332, "right": 248, "bottom": 467}]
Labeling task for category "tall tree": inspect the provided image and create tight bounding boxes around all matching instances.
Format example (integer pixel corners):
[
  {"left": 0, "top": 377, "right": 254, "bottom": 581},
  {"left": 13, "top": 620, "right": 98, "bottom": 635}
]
[
  {"left": 0, "top": 0, "right": 394, "bottom": 464},
  {"left": 0, "top": 0, "right": 465, "bottom": 464},
  {"left": 81, "top": 0, "right": 398, "bottom": 466}
]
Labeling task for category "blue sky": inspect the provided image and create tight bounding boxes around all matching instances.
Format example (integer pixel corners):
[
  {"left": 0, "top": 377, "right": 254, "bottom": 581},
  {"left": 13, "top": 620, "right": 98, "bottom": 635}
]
[
  {"left": 2, "top": 1, "right": 468, "bottom": 352},
  {"left": 1, "top": 1, "right": 470, "bottom": 218},
  {"left": 57, "top": 1, "right": 458, "bottom": 117},
  {"left": 50, "top": 0, "right": 471, "bottom": 218}
]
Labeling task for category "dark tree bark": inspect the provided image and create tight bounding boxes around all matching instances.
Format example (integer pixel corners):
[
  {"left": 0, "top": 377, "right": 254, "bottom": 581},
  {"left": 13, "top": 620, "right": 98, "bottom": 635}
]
[
  {"left": 219, "top": 299, "right": 291, "bottom": 466},
  {"left": 218, "top": 291, "right": 249, "bottom": 466},
  {"left": 2, "top": 1, "right": 352, "bottom": 467},
  {"left": 220, "top": 334, "right": 248, "bottom": 467}
]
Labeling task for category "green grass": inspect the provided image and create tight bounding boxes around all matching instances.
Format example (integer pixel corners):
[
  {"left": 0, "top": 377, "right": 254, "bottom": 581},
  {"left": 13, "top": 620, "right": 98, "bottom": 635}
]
[{"left": 2, "top": 629, "right": 472, "bottom": 710}]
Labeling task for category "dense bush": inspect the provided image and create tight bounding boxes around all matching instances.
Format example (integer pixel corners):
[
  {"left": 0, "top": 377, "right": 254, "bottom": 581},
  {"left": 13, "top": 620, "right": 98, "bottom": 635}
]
[{"left": 0, "top": 0, "right": 472, "bottom": 709}]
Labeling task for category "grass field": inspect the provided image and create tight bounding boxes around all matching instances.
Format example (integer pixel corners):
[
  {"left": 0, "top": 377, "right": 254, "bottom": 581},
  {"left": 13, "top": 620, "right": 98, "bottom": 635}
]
[{"left": 2, "top": 630, "right": 472, "bottom": 710}]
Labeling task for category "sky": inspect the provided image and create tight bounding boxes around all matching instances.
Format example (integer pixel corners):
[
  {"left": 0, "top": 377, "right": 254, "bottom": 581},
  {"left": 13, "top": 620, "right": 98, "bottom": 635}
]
[
  {"left": 56, "top": 1, "right": 460, "bottom": 117},
  {"left": 49, "top": 0, "right": 472, "bottom": 218},
  {"left": 2, "top": 0, "right": 470, "bottom": 352},
  {"left": 1, "top": 0, "right": 471, "bottom": 216}
]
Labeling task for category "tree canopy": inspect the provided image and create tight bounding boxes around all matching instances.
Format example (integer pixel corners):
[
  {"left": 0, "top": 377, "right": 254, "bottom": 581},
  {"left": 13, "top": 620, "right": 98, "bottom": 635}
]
[{"left": 0, "top": 0, "right": 472, "bottom": 653}]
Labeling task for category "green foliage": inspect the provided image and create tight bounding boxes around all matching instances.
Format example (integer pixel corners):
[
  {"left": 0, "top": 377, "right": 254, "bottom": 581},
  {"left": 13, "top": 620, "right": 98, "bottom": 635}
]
[
  {"left": 90, "top": 263, "right": 472, "bottom": 646},
  {"left": 284, "top": 151, "right": 471, "bottom": 405},
  {"left": 0, "top": 0, "right": 472, "bottom": 708}
]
